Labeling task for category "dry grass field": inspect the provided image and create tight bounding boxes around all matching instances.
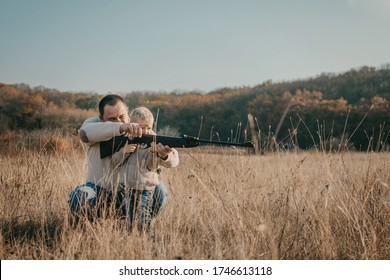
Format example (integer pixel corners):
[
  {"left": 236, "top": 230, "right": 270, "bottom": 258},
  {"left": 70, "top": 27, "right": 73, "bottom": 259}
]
[{"left": 0, "top": 131, "right": 389, "bottom": 260}]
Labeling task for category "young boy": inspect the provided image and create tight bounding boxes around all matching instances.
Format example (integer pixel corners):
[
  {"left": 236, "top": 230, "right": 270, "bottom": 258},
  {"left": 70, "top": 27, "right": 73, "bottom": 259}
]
[{"left": 111, "top": 106, "right": 179, "bottom": 231}]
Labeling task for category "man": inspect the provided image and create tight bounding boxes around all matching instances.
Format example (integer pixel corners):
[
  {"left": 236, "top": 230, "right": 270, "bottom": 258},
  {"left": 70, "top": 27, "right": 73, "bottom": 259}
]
[{"left": 69, "top": 94, "right": 169, "bottom": 221}]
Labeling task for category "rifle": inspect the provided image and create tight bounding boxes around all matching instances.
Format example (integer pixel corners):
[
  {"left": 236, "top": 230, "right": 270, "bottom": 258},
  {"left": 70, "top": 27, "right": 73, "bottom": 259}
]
[{"left": 100, "top": 134, "right": 254, "bottom": 158}]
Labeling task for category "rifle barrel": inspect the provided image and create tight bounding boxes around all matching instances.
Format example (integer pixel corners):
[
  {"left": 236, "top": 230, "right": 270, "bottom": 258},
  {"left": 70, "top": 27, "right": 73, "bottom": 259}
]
[{"left": 196, "top": 138, "right": 254, "bottom": 148}]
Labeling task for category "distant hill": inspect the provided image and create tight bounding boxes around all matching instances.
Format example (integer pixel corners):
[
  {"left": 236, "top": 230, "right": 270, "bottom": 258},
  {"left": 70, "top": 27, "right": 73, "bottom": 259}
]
[{"left": 1, "top": 64, "right": 389, "bottom": 151}]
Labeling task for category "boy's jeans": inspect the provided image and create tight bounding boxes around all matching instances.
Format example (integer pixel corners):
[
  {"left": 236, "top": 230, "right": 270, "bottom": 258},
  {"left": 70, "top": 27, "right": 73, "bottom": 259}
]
[
  {"left": 151, "top": 180, "right": 168, "bottom": 217},
  {"left": 123, "top": 188, "right": 154, "bottom": 231}
]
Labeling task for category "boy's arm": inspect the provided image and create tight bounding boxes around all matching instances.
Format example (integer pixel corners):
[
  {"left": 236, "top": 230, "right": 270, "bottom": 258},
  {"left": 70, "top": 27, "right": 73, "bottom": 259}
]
[
  {"left": 111, "top": 144, "right": 137, "bottom": 166},
  {"left": 146, "top": 145, "right": 179, "bottom": 170},
  {"left": 151, "top": 143, "right": 179, "bottom": 168},
  {"left": 111, "top": 148, "right": 131, "bottom": 169},
  {"left": 159, "top": 148, "right": 179, "bottom": 168}
]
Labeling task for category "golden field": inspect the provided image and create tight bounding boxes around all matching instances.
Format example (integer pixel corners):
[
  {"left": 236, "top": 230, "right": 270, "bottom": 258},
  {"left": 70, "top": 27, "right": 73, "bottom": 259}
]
[{"left": 0, "top": 132, "right": 389, "bottom": 260}]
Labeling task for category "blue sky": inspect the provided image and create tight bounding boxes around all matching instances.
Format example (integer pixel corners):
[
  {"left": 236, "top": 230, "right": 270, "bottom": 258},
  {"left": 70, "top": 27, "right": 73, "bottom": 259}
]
[{"left": 1, "top": 0, "right": 389, "bottom": 93}]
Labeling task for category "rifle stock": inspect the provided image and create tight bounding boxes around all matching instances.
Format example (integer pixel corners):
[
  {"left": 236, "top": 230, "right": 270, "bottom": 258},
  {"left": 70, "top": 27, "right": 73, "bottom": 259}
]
[{"left": 100, "top": 134, "right": 254, "bottom": 158}]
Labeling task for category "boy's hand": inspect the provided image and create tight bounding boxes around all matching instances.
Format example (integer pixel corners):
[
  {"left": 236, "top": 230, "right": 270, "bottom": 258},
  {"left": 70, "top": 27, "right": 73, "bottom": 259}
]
[
  {"left": 123, "top": 143, "right": 137, "bottom": 154},
  {"left": 151, "top": 143, "right": 173, "bottom": 160}
]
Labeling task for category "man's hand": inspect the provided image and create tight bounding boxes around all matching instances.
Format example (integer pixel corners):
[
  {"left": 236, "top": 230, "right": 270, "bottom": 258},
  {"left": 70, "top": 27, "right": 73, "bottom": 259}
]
[
  {"left": 120, "top": 123, "right": 143, "bottom": 137},
  {"left": 151, "top": 143, "right": 173, "bottom": 160}
]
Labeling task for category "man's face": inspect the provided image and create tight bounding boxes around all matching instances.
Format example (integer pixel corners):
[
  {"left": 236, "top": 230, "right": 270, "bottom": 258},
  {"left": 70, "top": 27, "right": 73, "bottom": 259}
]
[{"left": 101, "top": 102, "right": 129, "bottom": 123}]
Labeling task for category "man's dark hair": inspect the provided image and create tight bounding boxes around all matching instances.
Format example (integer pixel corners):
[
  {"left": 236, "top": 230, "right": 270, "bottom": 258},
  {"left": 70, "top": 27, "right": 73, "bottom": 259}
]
[{"left": 98, "top": 94, "right": 126, "bottom": 117}]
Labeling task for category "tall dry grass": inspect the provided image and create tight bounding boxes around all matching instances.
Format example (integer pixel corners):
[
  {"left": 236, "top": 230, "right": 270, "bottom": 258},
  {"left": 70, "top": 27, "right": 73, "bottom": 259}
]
[{"left": 0, "top": 132, "right": 389, "bottom": 260}]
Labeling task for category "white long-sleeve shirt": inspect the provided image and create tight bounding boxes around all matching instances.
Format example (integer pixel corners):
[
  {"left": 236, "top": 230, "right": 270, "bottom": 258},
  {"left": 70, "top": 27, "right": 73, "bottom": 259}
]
[
  {"left": 79, "top": 117, "right": 123, "bottom": 190},
  {"left": 111, "top": 145, "right": 179, "bottom": 191}
]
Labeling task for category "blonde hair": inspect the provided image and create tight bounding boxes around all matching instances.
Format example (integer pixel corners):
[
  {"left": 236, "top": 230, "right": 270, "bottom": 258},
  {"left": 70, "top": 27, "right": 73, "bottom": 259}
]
[{"left": 129, "top": 106, "right": 154, "bottom": 124}]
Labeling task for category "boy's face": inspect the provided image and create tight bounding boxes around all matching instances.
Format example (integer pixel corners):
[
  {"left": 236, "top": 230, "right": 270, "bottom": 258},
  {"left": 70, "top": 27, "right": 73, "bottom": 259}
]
[{"left": 136, "top": 119, "right": 153, "bottom": 134}]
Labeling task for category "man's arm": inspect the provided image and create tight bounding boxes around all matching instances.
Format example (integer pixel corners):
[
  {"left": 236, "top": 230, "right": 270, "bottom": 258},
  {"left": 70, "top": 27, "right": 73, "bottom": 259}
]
[
  {"left": 79, "top": 117, "right": 122, "bottom": 145},
  {"left": 79, "top": 117, "right": 142, "bottom": 145}
]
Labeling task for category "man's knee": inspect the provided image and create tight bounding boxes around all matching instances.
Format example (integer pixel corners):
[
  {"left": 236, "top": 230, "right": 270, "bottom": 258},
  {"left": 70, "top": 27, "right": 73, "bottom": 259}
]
[{"left": 68, "top": 183, "right": 97, "bottom": 213}]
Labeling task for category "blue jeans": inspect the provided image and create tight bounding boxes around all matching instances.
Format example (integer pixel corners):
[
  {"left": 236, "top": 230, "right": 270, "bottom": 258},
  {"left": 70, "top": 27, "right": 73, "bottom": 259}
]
[
  {"left": 68, "top": 180, "right": 168, "bottom": 227},
  {"left": 68, "top": 182, "right": 125, "bottom": 219},
  {"left": 152, "top": 180, "right": 168, "bottom": 217},
  {"left": 122, "top": 188, "right": 154, "bottom": 231}
]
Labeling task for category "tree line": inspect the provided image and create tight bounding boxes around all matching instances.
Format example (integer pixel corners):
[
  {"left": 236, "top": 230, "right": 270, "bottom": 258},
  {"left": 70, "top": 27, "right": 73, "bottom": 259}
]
[{"left": 1, "top": 64, "right": 389, "bottom": 151}]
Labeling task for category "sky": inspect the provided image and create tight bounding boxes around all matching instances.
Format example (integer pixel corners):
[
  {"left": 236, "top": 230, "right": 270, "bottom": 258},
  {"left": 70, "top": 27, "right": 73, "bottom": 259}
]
[{"left": 1, "top": 0, "right": 390, "bottom": 94}]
